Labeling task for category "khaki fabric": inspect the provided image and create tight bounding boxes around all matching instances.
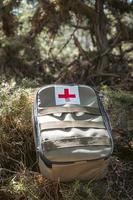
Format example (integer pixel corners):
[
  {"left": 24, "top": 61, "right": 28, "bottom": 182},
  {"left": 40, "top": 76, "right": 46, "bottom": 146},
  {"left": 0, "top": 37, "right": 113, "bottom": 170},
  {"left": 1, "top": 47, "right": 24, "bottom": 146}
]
[
  {"left": 39, "top": 157, "right": 109, "bottom": 182},
  {"left": 36, "top": 85, "right": 112, "bottom": 163},
  {"left": 40, "top": 121, "right": 105, "bottom": 130},
  {"left": 38, "top": 105, "right": 100, "bottom": 116}
]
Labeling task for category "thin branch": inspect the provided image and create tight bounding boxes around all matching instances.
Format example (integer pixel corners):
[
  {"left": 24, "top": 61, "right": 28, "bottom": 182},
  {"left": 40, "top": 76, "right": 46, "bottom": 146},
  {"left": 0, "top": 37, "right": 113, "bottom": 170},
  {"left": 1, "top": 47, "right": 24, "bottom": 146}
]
[
  {"left": 102, "top": 33, "right": 121, "bottom": 56},
  {"left": 57, "top": 28, "right": 77, "bottom": 55},
  {"left": 70, "top": 24, "right": 90, "bottom": 30},
  {"left": 69, "top": 0, "right": 97, "bottom": 23},
  {"left": 0, "top": 168, "right": 18, "bottom": 174},
  {"left": 89, "top": 73, "right": 121, "bottom": 78},
  {"left": 93, "top": 32, "right": 121, "bottom": 61},
  {"left": 127, "top": 58, "right": 133, "bottom": 63},
  {"left": 73, "top": 35, "right": 92, "bottom": 65},
  {"left": 124, "top": 46, "right": 133, "bottom": 54},
  {"left": 55, "top": 59, "right": 79, "bottom": 83},
  {"left": 0, "top": 153, "right": 23, "bottom": 166}
]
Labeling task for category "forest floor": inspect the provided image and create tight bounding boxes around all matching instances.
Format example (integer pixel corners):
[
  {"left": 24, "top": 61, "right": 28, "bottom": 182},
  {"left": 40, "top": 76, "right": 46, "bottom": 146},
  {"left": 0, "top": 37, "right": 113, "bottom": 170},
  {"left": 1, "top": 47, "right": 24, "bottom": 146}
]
[{"left": 0, "top": 82, "right": 133, "bottom": 200}]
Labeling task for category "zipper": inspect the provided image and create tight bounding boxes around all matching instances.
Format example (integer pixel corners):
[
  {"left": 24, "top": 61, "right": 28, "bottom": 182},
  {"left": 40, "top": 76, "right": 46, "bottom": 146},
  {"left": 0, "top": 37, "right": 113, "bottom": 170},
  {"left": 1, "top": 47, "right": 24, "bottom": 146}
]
[{"left": 94, "top": 89, "right": 114, "bottom": 154}]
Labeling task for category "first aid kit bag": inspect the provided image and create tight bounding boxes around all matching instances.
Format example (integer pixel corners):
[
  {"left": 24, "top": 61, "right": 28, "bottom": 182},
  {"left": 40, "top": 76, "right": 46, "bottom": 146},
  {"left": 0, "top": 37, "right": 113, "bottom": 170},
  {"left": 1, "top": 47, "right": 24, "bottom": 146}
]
[{"left": 32, "top": 85, "right": 113, "bottom": 182}]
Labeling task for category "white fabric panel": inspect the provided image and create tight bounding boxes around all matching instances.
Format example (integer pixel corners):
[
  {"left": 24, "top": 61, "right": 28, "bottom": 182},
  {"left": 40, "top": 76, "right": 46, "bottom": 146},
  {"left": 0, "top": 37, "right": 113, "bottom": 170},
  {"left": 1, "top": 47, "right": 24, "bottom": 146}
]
[{"left": 55, "top": 85, "right": 80, "bottom": 105}]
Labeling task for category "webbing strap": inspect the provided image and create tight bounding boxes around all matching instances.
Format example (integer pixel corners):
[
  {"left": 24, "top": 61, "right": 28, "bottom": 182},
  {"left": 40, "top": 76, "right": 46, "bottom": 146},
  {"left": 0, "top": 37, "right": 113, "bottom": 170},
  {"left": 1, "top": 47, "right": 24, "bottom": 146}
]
[
  {"left": 38, "top": 106, "right": 100, "bottom": 116},
  {"left": 40, "top": 121, "right": 105, "bottom": 130},
  {"left": 44, "top": 137, "right": 110, "bottom": 151}
]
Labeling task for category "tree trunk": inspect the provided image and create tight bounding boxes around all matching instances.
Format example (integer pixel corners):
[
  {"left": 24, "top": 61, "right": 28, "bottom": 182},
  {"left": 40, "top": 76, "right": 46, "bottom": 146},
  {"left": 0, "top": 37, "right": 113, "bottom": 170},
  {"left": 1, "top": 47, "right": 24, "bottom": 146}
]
[{"left": 94, "top": 0, "right": 109, "bottom": 72}]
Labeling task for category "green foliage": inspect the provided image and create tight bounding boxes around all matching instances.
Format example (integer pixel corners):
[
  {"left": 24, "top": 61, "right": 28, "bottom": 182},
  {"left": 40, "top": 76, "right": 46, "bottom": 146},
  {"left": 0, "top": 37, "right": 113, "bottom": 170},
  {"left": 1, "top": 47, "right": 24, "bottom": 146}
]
[
  {"left": 20, "top": 78, "right": 40, "bottom": 88},
  {"left": 0, "top": 80, "right": 36, "bottom": 175},
  {"left": 7, "top": 174, "right": 42, "bottom": 200},
  {"left": 102, "top": 86, "right": 133, "bottom": 106},
  {"left": 101, "top": 86, "right": 133, "bottom": 130},
  {"left": 0, "top": 0, "right": 133, "bottom": 84},
  {"left": 60, "top": 180, "right": 107, "bottom": 200},
  {"left": 0, "top": 79, "right": 31, "bottom": 116},
  {"left": 17, "top": 0, "right": 36, "bottom": 36}
]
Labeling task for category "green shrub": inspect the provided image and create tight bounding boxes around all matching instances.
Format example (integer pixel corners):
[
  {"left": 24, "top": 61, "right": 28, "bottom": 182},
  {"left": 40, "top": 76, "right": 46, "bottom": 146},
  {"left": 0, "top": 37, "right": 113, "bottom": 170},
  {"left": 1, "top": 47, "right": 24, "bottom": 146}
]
[{"left": 0, "top": 80, "right": 36, "bottom": 174}]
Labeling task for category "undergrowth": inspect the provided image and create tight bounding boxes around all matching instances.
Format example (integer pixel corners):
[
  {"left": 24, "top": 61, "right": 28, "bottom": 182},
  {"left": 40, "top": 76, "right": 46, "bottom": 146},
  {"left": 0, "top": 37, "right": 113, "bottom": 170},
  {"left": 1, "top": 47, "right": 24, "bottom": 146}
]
[{"left": 0, "top": 80, "right": 133, "bottom": 200}]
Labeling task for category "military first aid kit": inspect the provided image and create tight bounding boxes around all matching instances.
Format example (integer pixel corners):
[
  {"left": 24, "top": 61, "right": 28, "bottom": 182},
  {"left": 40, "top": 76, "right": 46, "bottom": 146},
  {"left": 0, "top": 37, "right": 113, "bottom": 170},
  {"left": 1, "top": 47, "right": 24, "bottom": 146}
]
[{"left": 32, "top": 85, "right": 113, "bottom": 182}]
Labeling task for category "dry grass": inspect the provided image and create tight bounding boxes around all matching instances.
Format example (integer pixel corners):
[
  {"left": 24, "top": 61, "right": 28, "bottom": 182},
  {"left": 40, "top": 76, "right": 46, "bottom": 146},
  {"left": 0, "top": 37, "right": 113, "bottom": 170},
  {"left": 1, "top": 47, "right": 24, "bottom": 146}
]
[{"left": 0, "top": 82, "right": 133, "bottom": 200}]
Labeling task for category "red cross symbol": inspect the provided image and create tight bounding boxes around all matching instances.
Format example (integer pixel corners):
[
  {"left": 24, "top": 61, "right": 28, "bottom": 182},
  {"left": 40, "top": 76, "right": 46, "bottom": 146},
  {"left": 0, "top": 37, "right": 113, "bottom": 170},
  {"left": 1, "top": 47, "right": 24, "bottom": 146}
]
[{"left": 58, "top": 89, "right": 76, "bottom": 101}]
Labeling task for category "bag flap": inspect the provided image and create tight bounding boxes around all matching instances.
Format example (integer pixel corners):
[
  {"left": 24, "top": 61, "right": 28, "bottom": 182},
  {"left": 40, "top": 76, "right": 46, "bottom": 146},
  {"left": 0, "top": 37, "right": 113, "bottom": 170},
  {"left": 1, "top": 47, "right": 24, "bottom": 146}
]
[{"left": 38, "top": 85, "right": 98, "bottom": 108}]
